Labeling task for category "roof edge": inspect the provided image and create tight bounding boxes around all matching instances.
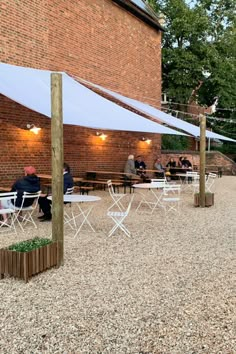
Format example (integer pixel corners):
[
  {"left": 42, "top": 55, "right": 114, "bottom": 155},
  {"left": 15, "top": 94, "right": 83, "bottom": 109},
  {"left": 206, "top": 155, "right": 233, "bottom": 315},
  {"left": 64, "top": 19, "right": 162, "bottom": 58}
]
[{"left": 112, "top": 0, "right": 164, "bottom": 32}]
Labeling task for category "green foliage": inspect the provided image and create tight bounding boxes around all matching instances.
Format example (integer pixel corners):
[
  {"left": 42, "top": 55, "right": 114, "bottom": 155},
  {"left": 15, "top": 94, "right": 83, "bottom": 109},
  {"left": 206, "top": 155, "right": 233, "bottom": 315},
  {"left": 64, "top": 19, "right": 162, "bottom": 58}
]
[
  {"left": 8, "top": 237, "right": 52, "bottom": 253},
  {"left": 211, "top": 143, "right": 236, "bottom": 154},
  {"left": 162, "top": 135, "right": 189, "bottom": 150},
  {"left": 148, "top": 0, "right": 236, "bottom": 137}
]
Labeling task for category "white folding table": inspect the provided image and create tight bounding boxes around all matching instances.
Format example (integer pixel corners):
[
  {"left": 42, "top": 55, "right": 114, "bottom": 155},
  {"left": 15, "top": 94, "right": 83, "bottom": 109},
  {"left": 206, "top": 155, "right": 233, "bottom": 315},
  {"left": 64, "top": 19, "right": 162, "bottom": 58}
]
[
  {"left": 132, "top": 182, "right": 165, "bottom": 213},
  {"left": 48, "top": 194, "right": 101, "bottom": 237}
]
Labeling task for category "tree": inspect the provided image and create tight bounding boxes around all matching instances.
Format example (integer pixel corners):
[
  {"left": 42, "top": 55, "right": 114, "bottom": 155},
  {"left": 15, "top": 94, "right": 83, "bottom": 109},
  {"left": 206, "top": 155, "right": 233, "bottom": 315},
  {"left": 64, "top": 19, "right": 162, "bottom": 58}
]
[{"left": 148, "top": 0, "right": 236, "bottom": 140}]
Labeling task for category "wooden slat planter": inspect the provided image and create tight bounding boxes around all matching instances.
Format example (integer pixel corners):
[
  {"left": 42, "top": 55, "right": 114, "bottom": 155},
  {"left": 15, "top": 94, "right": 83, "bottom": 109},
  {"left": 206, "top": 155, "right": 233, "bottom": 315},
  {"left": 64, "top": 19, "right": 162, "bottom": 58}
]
[
  {"left": 194, "top": 193, "right": 214, "bottom": 207},
  {"left": 0, "top": 241, "right": 59, "bottom": 283}
]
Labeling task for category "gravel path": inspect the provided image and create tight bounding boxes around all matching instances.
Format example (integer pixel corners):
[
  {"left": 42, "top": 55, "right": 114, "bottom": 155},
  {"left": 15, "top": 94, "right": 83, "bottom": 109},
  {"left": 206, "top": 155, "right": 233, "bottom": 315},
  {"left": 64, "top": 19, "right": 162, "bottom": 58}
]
[{"left": 0, "top": 176, "right": 235, "bottom": 354}]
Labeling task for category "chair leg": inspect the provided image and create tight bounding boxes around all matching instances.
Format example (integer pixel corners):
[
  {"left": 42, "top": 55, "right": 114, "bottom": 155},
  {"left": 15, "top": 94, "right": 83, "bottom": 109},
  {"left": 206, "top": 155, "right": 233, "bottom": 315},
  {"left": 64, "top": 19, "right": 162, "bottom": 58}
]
[{"left": 108, "top": 216, "right": 131, "bottom": 237}]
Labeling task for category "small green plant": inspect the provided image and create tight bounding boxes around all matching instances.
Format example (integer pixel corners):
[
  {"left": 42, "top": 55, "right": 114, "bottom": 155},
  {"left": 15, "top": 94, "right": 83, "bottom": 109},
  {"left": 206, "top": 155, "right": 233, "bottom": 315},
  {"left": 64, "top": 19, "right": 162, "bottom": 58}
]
[{"left": 8, "top": 237, "right": 52, "bottom": 252}]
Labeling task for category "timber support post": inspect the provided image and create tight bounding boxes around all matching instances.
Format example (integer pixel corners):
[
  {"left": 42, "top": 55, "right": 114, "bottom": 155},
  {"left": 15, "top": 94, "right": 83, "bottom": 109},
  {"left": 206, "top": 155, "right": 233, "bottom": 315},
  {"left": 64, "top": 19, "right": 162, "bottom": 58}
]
[
  {"left": 199, "top": 114, "right": 206, "bottom": 208},
  {"left": 51, "top": 73, "right": 64, "bottom": 265}
]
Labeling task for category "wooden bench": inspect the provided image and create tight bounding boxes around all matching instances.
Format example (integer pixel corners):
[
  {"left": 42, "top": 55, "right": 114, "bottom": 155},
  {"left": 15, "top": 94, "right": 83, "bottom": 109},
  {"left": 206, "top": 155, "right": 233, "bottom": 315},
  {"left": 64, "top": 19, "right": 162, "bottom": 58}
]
[
  {"left": 80, "top": 179, "right": 124, "bottom": 192},
  {"left": 74, "top": 185, "right": 94, "bottom": 195}
]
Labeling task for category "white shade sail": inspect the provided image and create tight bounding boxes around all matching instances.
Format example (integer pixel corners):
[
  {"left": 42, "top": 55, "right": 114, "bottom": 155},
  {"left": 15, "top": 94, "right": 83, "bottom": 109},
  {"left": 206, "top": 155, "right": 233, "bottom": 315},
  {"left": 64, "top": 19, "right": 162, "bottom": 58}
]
[
  {"left": 0, "top": 63, "right": 187, "bottom": 136},
  {"left": 80, "top": 78, "right": 235, "bottom": 143}
]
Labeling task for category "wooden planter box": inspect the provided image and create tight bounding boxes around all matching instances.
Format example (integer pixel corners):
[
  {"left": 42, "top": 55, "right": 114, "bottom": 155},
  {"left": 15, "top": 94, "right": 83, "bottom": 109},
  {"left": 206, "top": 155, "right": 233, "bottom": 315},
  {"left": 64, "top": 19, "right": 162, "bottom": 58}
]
[
  {"left": 194, "top": 193, "right": 214, "bottom": 207},
  {"left": 0, "top": 241, "right": 59, "bottom": 283}
]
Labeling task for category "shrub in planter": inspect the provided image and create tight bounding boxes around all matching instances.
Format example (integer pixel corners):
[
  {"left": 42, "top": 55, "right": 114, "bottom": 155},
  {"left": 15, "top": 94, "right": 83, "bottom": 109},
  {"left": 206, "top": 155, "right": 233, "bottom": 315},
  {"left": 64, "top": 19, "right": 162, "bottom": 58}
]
[
  {"left": 0, "top": 237, "right": 59, "bottom": 283},
  {"left": 194, "top": 192, "right": 214, "bottom": 207}
]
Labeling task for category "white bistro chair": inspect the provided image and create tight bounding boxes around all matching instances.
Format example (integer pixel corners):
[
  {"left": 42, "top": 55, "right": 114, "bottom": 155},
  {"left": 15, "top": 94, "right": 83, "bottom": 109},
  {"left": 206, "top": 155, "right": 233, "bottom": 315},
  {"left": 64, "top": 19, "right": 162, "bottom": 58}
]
[
  {"left": 64, "top": 187, "right": 76, "bottom": 229},
  {"left": 107, "top": 179, "right": 126, "bottom": 211},
  {"left": 107, "top": 195, "right": 134, "bottom": 238},
  {"left": 206, "top": 173, "right": 217, "bottom": 192},
  {"left": 151, "top": 178, "right": 167, "bottom": 183},
  {"left": 0, "top": 192, "right": 17, "bottom": 234},
  {"left": 162, "top": 184, "right": 181, "bottom": 214},
  {"left": 14, "top": 191, "right": 41, "bottom": 231},
  {"left": 183, "top": 171, "right": 199, "bottom": 191}
]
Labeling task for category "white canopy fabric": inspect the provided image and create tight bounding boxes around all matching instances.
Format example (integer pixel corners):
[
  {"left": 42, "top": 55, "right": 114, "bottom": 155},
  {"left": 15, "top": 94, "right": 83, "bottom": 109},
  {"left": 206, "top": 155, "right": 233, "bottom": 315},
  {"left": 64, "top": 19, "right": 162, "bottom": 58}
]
[
  {"left": 79, "top": 78, "right": 235, "bottom": 143},
  {"left": 0, "top": 63, "right": 187, "bottom": 136}
]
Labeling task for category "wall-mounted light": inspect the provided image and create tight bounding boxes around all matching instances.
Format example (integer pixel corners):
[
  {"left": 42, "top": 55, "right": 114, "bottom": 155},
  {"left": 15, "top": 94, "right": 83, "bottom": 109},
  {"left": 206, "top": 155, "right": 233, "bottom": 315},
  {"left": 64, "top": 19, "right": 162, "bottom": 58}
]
[
  {"left": 27, "top": 124, "right": 41, "bottom": 134},
  {"left": 140, "top": 137, "right": 152, "bottom": 144},
  {"left": 96, "top": 131, "right": 107, "bottom": 141}
]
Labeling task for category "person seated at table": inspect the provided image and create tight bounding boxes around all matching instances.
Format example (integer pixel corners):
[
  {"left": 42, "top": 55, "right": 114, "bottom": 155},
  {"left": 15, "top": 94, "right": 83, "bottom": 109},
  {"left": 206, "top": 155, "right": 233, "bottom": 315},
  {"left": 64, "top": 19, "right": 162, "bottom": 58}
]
[
  {"left": 38, "top": 163, "right": 74, "bottom": 222},
  {"left": 166, "top": 158, "right": 176, "bottom": 176},
  {"left": 124, "top": 155, "right": 136, "bottom": 177},
  {"left": 135, "top": 155, "right": 148, "bottom": 180},
  {"left": 135, "top": 155, "right": 146, "bottom": 171},
  {"left": 166, "top": 158, "right": 176, "bottom": 168},
  {"left": 178, "top": 156, "right": 183, "bottom": 167},
  {"left": 154, "top": 158, "right": 165, "bottom": 178},
  {"left": 182, "top": 157, "right": 192, "bottom": 169},
  {"left": 0, "top": 166, "right": 40, "bottom": 226}
]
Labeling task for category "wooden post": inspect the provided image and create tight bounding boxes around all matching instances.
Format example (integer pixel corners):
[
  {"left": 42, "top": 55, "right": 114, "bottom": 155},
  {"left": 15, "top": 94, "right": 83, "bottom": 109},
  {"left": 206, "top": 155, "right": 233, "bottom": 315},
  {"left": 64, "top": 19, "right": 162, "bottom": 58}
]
[
  {"left": 199, "top": 114, "right": 206, "bottom": 207},
  {"left": 51, "top": 73, "right": 64, "bottom": 265}
]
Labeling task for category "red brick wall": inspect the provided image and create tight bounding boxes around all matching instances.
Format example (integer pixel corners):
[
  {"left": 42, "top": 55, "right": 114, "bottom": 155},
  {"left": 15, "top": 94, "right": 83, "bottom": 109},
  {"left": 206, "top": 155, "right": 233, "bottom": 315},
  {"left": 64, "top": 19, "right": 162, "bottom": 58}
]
[{"left": 0, "top": 0, "right": 162, "bottom": 181}]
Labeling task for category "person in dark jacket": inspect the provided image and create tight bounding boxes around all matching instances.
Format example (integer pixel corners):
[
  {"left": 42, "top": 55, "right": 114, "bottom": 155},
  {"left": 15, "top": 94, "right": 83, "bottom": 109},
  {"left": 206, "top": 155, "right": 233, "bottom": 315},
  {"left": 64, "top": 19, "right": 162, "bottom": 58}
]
[
  {"left": 11, "top": 166, "right": 41, "bottom": 207},
  {"left": 0, "top": 166, "right": 40, "bottom": 226},
  {"left": 135, "top": 155, "right": 146, "bottom": 171},
  {"left": 135, "top": 155, "right": 148, "bottom": 180},
  {"left": 166, "top": 158, "right": 176, "bottom": 175},
  {"left": 38, "top": 163, "right": 74, "bottom": 221},
  {"left": 181, "top": 157, "right": 192, "bottom": 169}
]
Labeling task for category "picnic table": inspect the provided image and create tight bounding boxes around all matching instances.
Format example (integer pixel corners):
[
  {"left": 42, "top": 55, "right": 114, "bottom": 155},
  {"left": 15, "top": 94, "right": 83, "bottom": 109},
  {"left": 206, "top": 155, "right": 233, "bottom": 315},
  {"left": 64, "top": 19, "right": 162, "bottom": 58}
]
[{"left": 85, "top": 171, "right": 141, "bottom": 193}]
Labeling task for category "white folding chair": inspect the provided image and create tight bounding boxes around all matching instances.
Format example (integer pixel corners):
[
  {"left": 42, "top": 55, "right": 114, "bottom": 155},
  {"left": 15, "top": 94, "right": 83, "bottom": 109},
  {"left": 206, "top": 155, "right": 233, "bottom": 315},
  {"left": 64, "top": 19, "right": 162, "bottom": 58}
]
[
  {"left": 206, "top": 173, "right": 217, "bottom": 192},
  {"left": 14, "top": 191, "right": 41, "bottom": 231},
  {"left": 151, "top": 178, "right": 167, "bottom": 183},
  {"left": 107, "top": 180, "right": 126, "bottom": 211},
  {"left": 162, "top": 184, "right": 181, "bottom": 214},
  {"left": 107, "top": 195, "right": 134, "bottom": 237},
  {"left": 183, "top": 171, "right": 198, "bottom": 190},
  {"left": 64, "top": 187, "right": 77, "bottom": 229},
  {"left": 0, "top": 192, "right": 17, "bottom": 234}
]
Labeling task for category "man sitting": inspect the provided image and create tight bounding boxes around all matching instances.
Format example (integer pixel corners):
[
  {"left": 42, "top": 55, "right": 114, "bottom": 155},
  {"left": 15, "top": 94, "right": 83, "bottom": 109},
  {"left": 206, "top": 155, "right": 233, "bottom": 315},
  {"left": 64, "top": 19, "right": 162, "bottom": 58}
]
[
  {"left": 182, "top": 157, "right": 192, "bottom": 169},
  {"left": 135, "top": 155, "right": 148, "bottom": 180},
  {"left": 38, "top": 163, "right": 74, "bottom": 222}
]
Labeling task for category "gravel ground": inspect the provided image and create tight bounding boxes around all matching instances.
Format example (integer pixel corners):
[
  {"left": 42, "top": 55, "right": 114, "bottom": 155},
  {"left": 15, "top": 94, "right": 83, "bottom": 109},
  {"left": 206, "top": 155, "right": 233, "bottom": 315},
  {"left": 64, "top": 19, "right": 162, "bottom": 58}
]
[{"left": 0, "top": 176, "right": 235, "bottom": 354}]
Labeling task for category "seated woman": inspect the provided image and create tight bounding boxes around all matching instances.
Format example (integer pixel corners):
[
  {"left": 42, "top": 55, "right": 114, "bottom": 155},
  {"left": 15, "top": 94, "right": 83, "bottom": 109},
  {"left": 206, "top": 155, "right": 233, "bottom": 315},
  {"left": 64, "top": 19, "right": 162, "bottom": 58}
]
[
  {"left": 38, "top": 163, "right": 74, "bottom": 222},
  {"left": 166, "top": 158, "right": 176, "bottom": 175},
  {"left": 154, "top": 158, "right": 165, "bottom": 178}
]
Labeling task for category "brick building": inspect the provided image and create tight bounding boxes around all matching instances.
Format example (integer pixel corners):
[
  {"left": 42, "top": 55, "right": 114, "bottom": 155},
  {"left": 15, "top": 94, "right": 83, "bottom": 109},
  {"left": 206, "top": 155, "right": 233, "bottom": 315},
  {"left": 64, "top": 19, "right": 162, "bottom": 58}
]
[{"left": 0, "top": 0, "right": 165, "bottom": 181}]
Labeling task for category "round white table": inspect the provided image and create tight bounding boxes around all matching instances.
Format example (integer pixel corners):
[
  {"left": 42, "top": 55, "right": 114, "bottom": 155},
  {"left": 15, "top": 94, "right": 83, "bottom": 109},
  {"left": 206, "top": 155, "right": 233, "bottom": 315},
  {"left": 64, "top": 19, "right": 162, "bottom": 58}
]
[
  {"left": 48, "top": 194, "right": 101, "bottom": 237},
  {"left": 132, "top": 183, "right": 165, "bottom": 213},
  {"left": 62, "top": 195, "right": 101, "bottom": 203}
]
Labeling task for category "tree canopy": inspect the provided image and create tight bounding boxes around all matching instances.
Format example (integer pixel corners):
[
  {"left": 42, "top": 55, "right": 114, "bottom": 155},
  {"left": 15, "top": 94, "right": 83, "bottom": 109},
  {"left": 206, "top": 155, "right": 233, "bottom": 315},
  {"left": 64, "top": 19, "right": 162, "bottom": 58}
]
[{"left": 148, "top": 0, "right": 236, "bottom": 142}]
